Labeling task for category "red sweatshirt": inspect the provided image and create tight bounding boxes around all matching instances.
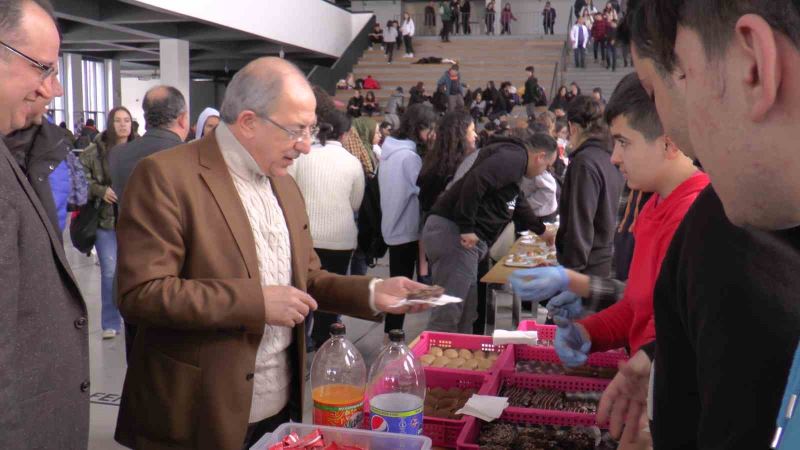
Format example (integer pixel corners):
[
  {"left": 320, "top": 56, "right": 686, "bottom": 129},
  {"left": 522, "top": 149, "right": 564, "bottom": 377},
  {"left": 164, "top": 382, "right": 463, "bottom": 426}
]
[{"left": 580, "top": 171, "right": 710, "bottom": 354}]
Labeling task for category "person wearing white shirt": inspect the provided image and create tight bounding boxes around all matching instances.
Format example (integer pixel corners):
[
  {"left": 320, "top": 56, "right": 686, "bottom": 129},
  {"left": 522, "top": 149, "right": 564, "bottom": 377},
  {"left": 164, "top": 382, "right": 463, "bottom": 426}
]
[
  {"left": 570, "top": 17, "right": 590, "bottom": 69},
  {"left": 289, "top": 109, "right": 365, "bottom": 350},
  {"left": 401, "top": 12, "right": 416, "bottom": 58}
]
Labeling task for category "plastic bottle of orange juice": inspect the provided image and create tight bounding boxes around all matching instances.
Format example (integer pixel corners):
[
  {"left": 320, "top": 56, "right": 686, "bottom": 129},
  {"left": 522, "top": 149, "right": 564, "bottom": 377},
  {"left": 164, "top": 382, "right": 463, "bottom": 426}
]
[{"left": 310, "top": 323, "right": 367, "bottom": 428}]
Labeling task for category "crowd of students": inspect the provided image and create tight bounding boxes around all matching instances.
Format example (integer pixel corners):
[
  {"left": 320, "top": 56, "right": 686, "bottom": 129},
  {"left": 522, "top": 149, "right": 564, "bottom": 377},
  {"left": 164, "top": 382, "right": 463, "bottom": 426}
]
[{"left": 571, "top": 0, "right": 629, "bottom": 70}]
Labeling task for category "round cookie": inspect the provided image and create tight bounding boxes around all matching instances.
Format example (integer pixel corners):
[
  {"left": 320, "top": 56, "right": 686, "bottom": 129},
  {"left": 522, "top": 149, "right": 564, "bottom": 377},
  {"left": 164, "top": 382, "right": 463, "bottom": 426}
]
[
  {"left": 477, "top": 358, "right": 494, "bottom": 370},
  {"left": 472, "top": 349, "right": 486, "bottom": 359},
  {"left": 432, "top": 356, "right": 450, "bottom": 367},
  {"left": 420, "top": 354, "right": 436, "bottom": 366},
  {"left": 445, "top": 357, "right": 465, "bottom": 368},
  {"left": 443, "top": 349, "right": 459, "bottom": 359},
  {"left": 487, "top": 352, "right": 499, "bottom": 361},
  {"left": 458, "top": 349, "right": 474, "bottom": 360},
  {"left": 429, "top": 347, "right": 444, "bottom": 357},
  {"left": 463, "top": 359, "right": 479, "bottom": 370}
]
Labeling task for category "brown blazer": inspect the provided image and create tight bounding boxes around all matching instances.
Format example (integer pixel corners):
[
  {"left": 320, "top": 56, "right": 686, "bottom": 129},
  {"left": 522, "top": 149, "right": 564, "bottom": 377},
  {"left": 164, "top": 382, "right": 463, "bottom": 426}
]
[{"left": 113, "top": 130, "right": 379, "bottom": 450}]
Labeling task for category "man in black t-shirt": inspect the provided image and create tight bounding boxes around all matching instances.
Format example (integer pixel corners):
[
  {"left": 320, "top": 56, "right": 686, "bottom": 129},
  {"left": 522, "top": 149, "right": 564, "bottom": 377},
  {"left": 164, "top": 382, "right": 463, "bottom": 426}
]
[{"left": 598, "top": 1, "right": 800, "bottom": 449}]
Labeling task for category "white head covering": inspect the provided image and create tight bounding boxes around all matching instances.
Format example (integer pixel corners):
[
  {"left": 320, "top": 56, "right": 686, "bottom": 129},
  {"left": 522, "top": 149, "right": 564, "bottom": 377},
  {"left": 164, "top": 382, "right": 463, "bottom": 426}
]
[{"left": 195, "top": 107, "right": 220, "bottom": 140}]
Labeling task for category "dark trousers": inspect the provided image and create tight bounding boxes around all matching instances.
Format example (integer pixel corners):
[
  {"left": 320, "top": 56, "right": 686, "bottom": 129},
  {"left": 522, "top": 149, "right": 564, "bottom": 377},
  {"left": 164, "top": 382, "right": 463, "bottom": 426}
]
[
  {"left": 474, "top": 255, "right": 490, "bottom": 335},
  {"left": 350, "top": 247, "right": 369, "bottom": 276},
  {"left": 403, "top": 35, "right": 414, "bottom": 54},
  {"left": 501, "top": 21, "right": 511, "bottom": 34},
  {"left": 486, "top": 13, "right": 495, "bottom": 34},
  {"left": 574, "top": 46, "right": 586, "bottom": 68},
  {"left": 606, "top": 42, "right": 617, "bottom": 70},
  {"left": 310, "top": 249, "right": 352, "bottom": 350},
  {"left": 385, "top": 241, "right": 418, "bottom": 332},
  {"left": 453, "top": 13, "right": 460, "bottom": 33},
  {"left": 440, "top": 20, "right": 451, "bottom": 41},
  {"left": 594, "top": 38, "right": 607, "bottom": 61},
  {"left": 462, "top": 12, "right": 471, "bottom": 34},
  {"left": 241, "top": 406, "right": 291, "bottom": 450},
  {"left": 621, "top": 44, "right": 630, "bottom": 66},
  {"left": 544, "top": 22, "right": 555, "bottom": 34},
  {"left": 385, "top": 42, "right": 395, "bottom": 62}
]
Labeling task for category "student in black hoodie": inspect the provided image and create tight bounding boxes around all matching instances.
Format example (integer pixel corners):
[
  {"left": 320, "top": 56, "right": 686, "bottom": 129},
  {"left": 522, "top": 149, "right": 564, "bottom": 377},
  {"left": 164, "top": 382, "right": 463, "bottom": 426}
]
[
  {"left": 556, "top": 95, "right": 623, "bottom": 310},
  {"left": 597, "top": 2, "right": 800, "bottom": 449},
  {"left": 423, "top": 130, "right": 557, "bottom": 332}
]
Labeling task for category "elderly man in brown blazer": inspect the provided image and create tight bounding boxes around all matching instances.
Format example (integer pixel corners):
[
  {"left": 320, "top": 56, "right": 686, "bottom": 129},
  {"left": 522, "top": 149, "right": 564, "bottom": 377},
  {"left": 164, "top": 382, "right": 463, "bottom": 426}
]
[{"left": 113, "top": 57, "right": 428, "bottom": 450}]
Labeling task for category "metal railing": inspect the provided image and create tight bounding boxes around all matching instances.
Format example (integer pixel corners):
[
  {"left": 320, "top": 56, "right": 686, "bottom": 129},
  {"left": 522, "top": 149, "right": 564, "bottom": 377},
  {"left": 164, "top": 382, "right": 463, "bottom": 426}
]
[
  {"left": 307, "top": 14, "right": 375, "bottom": 94},
  {"left": 406, "top": 11, "right": 555, "bottom": 37}
]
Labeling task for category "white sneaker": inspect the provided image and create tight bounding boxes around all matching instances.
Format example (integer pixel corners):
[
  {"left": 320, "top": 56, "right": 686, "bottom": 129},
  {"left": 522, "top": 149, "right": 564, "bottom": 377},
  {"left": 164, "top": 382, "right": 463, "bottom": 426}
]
[{"left": 102, "top": 329, "right": 118, "bottom": 339}]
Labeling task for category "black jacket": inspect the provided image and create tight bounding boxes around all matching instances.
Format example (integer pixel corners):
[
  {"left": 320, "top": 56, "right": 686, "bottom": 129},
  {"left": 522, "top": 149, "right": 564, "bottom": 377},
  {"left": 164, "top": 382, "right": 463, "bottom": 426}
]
[
  {"left": 523, "top": 77, "right": 538, "bottom": 105},
  {"left": 555, "top": 137, "right": 623, "bottom": 278},
  {"left": 3, "top": 122, "right": 72, "bottom": 236},
  {"left": 652, "top": 185, "right": 800, "bottom": 450},
  {"left": 108, "top": 128, "right": 184, "bottom": 210},
  {"left": 430, "top": 136, "right": 545, "bottom": 245},
  {"left": 542, "top": 7, "right": 557, "bottom": 25}
]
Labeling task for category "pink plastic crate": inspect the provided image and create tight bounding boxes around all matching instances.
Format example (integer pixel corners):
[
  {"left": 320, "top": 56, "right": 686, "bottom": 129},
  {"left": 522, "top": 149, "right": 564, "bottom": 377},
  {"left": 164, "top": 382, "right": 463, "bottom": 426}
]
[
  {"left": 456, "top": 410, "right": 599, "bottom": 450},
  {"left": 420, "top": 367, "right": 490, "bottom": 448},
  {"left": 493, "top": 343, "right": 628, "bottom": 380},
  {"left": 516, "top": 320, "right": 556, "bottom": 343},
  {"left": 411, "top": 332, "right": 507, "bottom": 374}
]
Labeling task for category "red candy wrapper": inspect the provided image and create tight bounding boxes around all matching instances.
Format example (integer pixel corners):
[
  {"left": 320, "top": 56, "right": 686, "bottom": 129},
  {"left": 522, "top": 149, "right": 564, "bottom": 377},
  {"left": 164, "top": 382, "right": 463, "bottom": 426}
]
[{"left": 270, "top": 429, "right": 364, "bottom": 450}]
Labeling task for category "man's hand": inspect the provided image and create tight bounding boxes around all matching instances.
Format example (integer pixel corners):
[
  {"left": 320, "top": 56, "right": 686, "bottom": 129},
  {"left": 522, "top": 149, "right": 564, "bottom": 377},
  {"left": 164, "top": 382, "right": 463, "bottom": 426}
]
[
  {"left": 540, "top": 228, "right": 557, "bottom": 247},
  {"left": 553, "top": 317, "right": 591, "bottom": 367},
  {"left": 262, "top": 285, "right": 318, "bottom": 328},
  {"left": 597, "top": 349, "right": 652, "bottom": 443},
  {"left": 103, "top": 187, "right": 118, "bottom": 204},
  {"left": 460, "top": 233, "right": 480, "bottom": 249},
  {"left": 373, "top": 277, "right": 432, "bottom": 314}
]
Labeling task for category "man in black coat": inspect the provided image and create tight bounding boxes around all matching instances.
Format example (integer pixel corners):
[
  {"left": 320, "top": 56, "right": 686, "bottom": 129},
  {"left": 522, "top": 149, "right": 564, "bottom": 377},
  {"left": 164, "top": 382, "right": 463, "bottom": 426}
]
[
  {"left": 0, "top": 0, "right": 90, "bottom": 447},
  {"left": 108, "top": 85, "right": 190, "bottom": 358}
]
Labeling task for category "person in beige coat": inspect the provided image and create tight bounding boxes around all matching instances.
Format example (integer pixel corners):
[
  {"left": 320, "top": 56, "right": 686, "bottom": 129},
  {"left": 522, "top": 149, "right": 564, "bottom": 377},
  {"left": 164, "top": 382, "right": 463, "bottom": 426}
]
[{"left": 114, "top": 57, "right": 428, "bottom": 450}]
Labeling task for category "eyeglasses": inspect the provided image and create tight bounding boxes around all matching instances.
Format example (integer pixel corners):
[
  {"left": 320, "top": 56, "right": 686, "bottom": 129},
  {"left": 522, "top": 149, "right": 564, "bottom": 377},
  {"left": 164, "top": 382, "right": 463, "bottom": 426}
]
[
  {"left": 0, "top": 40, "right": 56, "bottom": 81},
  {"left": 261, "top": 116, "right": 319, "bottom": 143}
]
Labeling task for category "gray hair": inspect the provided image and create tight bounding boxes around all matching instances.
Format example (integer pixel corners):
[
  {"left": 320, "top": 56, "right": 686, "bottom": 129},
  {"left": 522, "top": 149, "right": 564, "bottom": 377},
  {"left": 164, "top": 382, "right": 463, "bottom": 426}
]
[
  {"left": 143, "top": 85, "right": 187, "bottom": 130},
  {"left": 0, "top": 0, "right": 56, "bottom": 44},
  {"left": 220, "top": 57, "right": 308, "bottom": 124}
]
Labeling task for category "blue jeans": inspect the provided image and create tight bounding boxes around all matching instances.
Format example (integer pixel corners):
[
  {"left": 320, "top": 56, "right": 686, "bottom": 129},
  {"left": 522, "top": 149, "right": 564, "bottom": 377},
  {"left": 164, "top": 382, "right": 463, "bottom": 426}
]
[{"left": 95, "top": 228, "right": 121, "bottom": 331}]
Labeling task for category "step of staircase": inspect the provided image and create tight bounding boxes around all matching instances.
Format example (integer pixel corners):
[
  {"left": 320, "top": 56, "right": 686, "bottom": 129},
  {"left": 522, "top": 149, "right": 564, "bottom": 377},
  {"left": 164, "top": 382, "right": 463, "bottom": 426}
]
[{"left": 560, "top": 57, "right": 635, "bottom": 100}]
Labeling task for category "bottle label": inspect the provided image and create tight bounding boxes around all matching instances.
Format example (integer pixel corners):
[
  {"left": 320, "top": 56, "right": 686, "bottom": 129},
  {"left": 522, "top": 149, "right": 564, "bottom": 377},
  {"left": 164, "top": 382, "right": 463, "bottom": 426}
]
[
  {"left": 369, "top": 405, "right": 424, "bottom": 435},
  {"left": 313, "top": 399, "right": 365, "bottom": 429}
]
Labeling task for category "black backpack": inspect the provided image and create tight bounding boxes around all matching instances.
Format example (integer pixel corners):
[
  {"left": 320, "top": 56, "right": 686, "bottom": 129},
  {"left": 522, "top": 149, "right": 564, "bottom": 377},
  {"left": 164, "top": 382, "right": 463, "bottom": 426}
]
[
  {"left": 534, "top": 85, "right": 548, "bottom": 107},
  {"left": 357, "top": 173, "right": 388, "bottom": 267}
]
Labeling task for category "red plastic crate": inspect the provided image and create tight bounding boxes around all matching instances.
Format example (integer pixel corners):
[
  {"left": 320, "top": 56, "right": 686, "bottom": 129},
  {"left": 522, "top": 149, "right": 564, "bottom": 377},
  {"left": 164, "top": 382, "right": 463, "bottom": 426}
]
[
  {"left": 420, "top": 367, "right": 490, "bottom": 448},
  {"left": 456, "top": 410, "right": 600, "bottom": 450},
  {"left": 411, "top": 332, "right": 507, "bottom": 375},
  {"left": 516, "top": 320, "right": 556, "bottom": 343},
  {"left": 493, "top": 342, "right": 629, "bottom": 379}
]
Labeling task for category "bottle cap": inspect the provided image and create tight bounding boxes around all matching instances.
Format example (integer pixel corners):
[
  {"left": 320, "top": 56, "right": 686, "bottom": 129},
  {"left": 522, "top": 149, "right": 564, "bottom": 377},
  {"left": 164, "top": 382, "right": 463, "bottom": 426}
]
[
  {"left": 329, "top": 323, "right": 346, "bottom": 336},
  {"left": 388, "top": 329, "right": 405, "bottom": 343}
]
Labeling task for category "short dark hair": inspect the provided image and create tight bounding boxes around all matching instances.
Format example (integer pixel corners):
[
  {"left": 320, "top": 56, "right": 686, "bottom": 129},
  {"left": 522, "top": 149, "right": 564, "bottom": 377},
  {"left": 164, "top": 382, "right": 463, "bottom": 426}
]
[
  {"left": 394, "top": 103, "right": 437, "bottom": 146},
  {"left": 85, "top": 119, "right": 95, "bottom": 127},
  {"left": 143, "top": 85, "right": 187, "bottom": 129},
  {"left": 316, "top": 109, "right": 351, "bottom": 145},
  {"left": 528, "top": 133, "right": 558, "bottom": 156},
  {"left": 528, "top": 121, "right": 550, "bottom": 135},
  {"left": 592, "top": 87, "right": 602, "bottom": 95},
  {"left": 617, "top": 0, "right": 677, "bottom": 75},
  {"left": 525, "top": 65, "right": 535, "bottom": 72},
  {"left": 0, "top": 0, "right": 55, "bottom": 43},
  {"left": 658, "top": 0, "right": 800, "bottom": 68},
  {"left": 605, "top": 72, "right": 664, "bottom": 142}
]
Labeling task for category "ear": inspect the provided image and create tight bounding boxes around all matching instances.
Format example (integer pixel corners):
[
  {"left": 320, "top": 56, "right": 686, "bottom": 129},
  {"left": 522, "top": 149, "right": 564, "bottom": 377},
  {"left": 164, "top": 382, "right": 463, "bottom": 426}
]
[
  {"left": 178, "top": 111, "right": 190, "bottom": 130},
  {"left": 663, "top": 135, "right": 682, "bottom": 160},
  {"left": 734, "top": 14, "right": 780, "bottom": 122},
  {"left": 237, "top": 111, "right": 259, "bottom": 139}
]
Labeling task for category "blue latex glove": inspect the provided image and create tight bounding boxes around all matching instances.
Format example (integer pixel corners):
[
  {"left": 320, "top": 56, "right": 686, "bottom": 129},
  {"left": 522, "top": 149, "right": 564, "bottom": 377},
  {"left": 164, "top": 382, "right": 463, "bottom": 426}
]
[
  {"left": 510, "top": 266, "right": 569, "bottom": 303},
  {"left": 547, "top": 291, "right": 583, "bottom": 321},
  {"left": 554, "top": 316, "right": 591, "bottom": 368}
]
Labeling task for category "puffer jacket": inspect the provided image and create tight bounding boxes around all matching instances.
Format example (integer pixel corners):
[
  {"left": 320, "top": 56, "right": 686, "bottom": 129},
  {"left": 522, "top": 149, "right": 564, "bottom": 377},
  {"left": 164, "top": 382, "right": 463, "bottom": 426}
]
[{"left": 79, "top": 134, "right": 116, "bottom": 230}]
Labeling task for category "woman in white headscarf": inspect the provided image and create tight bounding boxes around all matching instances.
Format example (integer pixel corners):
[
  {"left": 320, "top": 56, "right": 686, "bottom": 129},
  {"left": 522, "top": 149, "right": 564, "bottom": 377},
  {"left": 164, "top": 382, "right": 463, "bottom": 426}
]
[{"left": 194, "top": 107, "right": 220, "bottom": 140}]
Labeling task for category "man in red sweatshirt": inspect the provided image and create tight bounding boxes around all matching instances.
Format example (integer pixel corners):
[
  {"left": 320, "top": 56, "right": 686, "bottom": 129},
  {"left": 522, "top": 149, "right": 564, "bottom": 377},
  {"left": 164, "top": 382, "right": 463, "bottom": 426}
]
[{"left": 511, "top": 72, "right": 709, "bottom": 364}]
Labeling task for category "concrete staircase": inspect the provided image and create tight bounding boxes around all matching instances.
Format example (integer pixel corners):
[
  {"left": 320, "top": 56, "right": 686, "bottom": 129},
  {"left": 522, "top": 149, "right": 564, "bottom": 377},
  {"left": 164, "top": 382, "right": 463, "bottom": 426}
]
[
  {"left": 335, "top": 36, "right": 565, "bottom": 112},
  {"left": 559, "top": 50, "right": 635, "bottom": 100}
]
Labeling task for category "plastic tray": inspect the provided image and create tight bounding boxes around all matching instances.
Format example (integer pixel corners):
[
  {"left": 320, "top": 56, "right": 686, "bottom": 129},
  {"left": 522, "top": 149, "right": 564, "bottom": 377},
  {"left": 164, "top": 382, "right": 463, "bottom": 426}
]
[
  {"left": 494, "top": 343, "right": 628, "bottom": 379},
  {"left": 411, "top": 332, "right": 507, "bottom": 375},
  {"left": 250, "top": 422, "right": 432, "bottom": 450},
  {"left": 516, "top": 320, "right": 556, "bottom": 343},
  {"left": 455, "top": 410, "right": 599, "bottom": 450},
  {"left": 479, "top": 369, "right": 609, "bottom": 414},
  {"left": 420, "top": 367, "right": 490, "bottom": 448}
]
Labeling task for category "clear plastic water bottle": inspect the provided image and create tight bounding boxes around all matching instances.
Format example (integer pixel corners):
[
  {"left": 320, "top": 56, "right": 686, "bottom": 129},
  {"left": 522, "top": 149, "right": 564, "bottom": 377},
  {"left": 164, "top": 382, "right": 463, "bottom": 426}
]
[
  {"left": 310, "top": 323, "right": 367, "bottom": 428},
  {"left": 366, "top": 329, "right": 427, "bottom": 436}
]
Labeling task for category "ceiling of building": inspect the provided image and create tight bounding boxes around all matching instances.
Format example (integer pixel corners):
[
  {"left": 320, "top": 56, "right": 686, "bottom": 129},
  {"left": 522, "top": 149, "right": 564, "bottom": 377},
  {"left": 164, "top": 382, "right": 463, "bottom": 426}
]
[{"left": 53, "top": 0, "right": 337, "bottom": 79}]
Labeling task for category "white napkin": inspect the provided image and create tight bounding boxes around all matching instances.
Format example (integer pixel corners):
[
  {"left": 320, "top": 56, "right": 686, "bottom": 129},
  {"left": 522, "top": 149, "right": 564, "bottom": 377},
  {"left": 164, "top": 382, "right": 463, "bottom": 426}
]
[
  {"left": 492, "top": 329, "right": 539, "bottom": 345},
  {"left": 456, "top": 394, "right": 510, "bottom": 422},
  {"left": 389, "top": 294, "right": 463, "bottom": 308}
]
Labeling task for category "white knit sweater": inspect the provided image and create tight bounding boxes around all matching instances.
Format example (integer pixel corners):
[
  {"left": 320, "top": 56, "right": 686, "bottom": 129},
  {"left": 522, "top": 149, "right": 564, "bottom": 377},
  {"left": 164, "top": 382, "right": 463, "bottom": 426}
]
[
  {"left": 217, "top": 123, "right": 294, "bottom": 423},
  {"left": 289, "top": 141, "right": 365, "bottom": 250}
]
